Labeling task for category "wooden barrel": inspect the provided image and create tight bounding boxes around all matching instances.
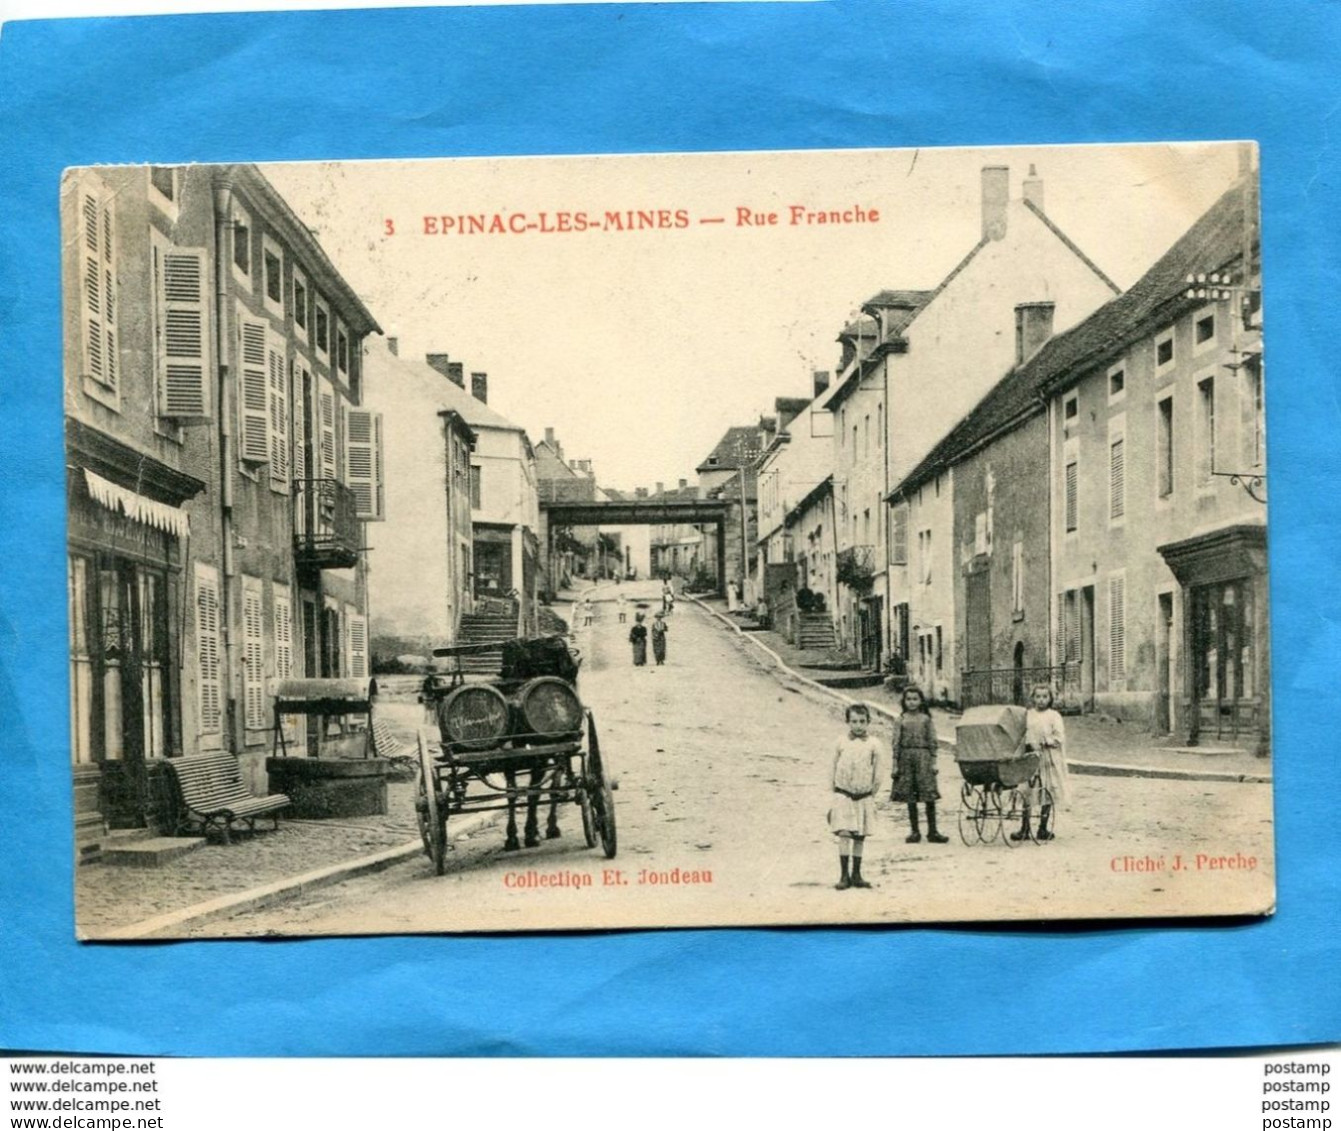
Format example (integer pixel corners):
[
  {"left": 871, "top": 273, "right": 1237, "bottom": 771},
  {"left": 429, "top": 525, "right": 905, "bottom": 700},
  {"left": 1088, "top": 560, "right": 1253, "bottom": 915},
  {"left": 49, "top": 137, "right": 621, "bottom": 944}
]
[
  {"left": 437, "top": 684, "right": 510, "bottom": 750},
  {"left": 515, "top": 676, "right": 583, "bottom": 738}
]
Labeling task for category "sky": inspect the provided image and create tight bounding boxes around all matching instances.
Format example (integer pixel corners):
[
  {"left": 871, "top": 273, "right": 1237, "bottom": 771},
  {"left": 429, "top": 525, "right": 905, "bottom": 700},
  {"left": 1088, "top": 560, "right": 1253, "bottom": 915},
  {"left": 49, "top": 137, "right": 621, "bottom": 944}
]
[{"left": 263, "top": 142, "right": 1244, "bottom": 493}]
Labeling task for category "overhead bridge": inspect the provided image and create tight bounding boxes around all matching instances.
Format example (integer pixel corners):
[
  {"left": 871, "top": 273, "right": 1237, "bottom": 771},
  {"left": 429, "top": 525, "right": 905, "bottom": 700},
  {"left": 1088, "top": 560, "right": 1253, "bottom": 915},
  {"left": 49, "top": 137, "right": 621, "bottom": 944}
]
[{"left": 538, "top": 497, "right": 733, "bottom": 593}]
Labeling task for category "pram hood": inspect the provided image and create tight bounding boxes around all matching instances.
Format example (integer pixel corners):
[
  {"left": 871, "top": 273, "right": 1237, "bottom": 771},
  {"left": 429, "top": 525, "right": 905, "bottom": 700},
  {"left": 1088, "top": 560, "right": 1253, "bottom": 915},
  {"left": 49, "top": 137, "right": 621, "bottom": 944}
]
[{"left": 954, "top": 704, "right": 1027, "bottom": 762}]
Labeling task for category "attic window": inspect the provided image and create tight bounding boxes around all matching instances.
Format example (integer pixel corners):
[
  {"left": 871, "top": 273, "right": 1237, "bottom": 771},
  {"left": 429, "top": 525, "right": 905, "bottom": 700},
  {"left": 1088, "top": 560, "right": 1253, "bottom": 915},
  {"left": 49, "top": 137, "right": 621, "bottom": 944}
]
[{"left": 708, "top": 456, "right": 719, "bottom": 465}]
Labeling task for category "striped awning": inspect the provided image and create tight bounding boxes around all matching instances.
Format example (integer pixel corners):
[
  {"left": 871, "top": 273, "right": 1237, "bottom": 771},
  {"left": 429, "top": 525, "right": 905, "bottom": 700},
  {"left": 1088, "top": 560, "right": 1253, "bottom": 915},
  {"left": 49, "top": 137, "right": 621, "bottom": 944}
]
[{"left": 83, "top": 469, "right": 190, "bottom": 539}]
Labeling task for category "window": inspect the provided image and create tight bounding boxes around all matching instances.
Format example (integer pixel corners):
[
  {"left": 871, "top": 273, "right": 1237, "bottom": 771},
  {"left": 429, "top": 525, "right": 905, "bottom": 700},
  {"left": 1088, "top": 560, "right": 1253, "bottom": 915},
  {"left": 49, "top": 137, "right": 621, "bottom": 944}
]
[
  {"left": 314, "top": 298, "right": 329, "bottom": 358},
  {"left": 891, "top": 506, "right": 908, "bottom": 565},
  {"left": 1197, "top": 376, "right": 1216, "bottom": 486},
  {"left": 1109, "top": 415, "right": 1126, "bottom": 525},
  {"left": 935, "top": 626, "right": 943, "bottom": 673},
  {"left": 863, "top": 508, "right": 870, "bottom": 545},
  {"left": 148, "top": 166, "right": 179, "bottom": 220},
  {"left": 863, "top": 415, "right": 870, "bottom": 457},
  {"left": 232, "top": 206, "right": 251, "bottom": 277},
  {"left": 1061, "top": 589, "right": 1080, "bottom": 663},
  {"left": 195, "top": 563, "right": 222, "bottom": 740},
  {"left": 344, "top": 407, "right": 385, "bottom": 520},
  {"left": 273, "top": 584, "right": 293, "bottom": 683},
  {"left": 1108, "top": 362, "right": 1125, "bottom": 401},
  {"left": 262, "top": 236, "right": 283, "bottom": 316},
  {"left": 918, "top": 529, "right": 933, "bottom": 585},
  {"left": 293, "top": 270, "right": 309, "bottom": 338},
  {"left": 1193, "top": 309, "right": 1217, "bottom": 354},
  {"left": 336, "top": 323, "right": 350, "bottom": 376},
  {"left": 1109, "top": 573, "right": 1126, "bottom": 684},
  {"left": 267, "top": 333, "right": 289, "bottom": 492},
  {"left": 1157, "top": 395, "right": 1174, "bottom": 498},
  {"left": 1242, "top": 355, "right": 1264, "bottom": 468},
  {"left": 877, "top": 403, "right": 883, "bottom": 447},
  {"left": 1064, "top": 459, "right": 1078, "bottom": 532},
  {"left": 1011, "top": 541, "right": 1024, "bottom": 615},
  {"left": 974, "top": 512, "right": 989, "bottom": 556},
  {"left": 1062, "top": 391, "right": 1079, "bottom": 439},
  {"left": 76, "top": 173, "right": 118, "bottom": 401},
  {"left": 152, "top": 233, "right": 210, "bottom": 419},
  {"left": 318, "top": 378, "right": 337, "bottom": 480},
  {"left": 1155, "top": 329, "right": 1175, "bottom": 372},
  {"left": 470, "top": 465, "right": 482, "bottom": 510}
]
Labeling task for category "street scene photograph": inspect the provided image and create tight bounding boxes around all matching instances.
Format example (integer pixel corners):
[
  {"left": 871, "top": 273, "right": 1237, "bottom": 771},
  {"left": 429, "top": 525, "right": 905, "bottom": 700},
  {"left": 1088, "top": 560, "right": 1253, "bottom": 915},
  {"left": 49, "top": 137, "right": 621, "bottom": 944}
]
[{"left": 62, "top": 142, "right": 1273, "bottom": 938}]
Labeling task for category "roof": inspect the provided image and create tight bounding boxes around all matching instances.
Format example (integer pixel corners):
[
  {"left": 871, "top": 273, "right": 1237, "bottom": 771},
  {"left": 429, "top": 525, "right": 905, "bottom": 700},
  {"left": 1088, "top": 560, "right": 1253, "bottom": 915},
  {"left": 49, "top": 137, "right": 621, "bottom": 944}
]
[
  {"left": 367, "top": 343, "right": 528, "bottom": 435},
  {"left": 785, "top": 474, "right": 834, "bottom": 528},
  {"left": 696, "top": 425, "right": 766, "bottom": 473},
  {"left": 888, "top": 177, "right": 1255, "bottom": 502}
]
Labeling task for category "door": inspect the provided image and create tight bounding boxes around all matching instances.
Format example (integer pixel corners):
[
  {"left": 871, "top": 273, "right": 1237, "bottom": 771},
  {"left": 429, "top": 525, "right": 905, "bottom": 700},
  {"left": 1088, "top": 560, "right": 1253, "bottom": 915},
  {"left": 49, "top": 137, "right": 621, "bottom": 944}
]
[
  {"left": 1192, "top": 579, "right": 1255, "bottom": 742},
  {"left": 1081, "top": 585, "right": 1097, "bottom": 709},
  {"left": 965, "top": 571, "right": 992, "bottom": 672},
  {"left": 1156, "top": 592, "right": 1173, "bottom": 734}
]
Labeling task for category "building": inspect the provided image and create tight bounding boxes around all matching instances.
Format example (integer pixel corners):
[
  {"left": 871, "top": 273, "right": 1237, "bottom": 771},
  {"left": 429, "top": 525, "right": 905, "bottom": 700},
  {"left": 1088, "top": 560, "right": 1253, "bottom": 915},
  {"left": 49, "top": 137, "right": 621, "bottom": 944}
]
[
  {"left": 648, "top": 481, "right": 704, "bottom": 579},
  {"left": 63, "top": 164, "right": 381, "bottom": 848},
  {"left": 695, "top": 423, "right": 773, "bottom": 593},
  {"left": 1042, "top": 169, "right": 1265, "bottom": 750}
]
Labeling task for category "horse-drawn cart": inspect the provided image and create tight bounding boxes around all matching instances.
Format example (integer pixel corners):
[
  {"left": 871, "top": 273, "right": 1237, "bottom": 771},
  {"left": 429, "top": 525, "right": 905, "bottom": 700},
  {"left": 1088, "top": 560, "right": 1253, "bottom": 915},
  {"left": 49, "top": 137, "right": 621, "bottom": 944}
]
[{"left": 414, "top": 635, "right": 616, "bottom": 874}]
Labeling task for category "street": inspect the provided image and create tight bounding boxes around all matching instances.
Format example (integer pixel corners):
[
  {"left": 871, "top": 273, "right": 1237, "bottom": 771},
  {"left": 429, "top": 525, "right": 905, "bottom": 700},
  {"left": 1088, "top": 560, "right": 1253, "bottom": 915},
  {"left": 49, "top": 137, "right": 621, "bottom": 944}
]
[{"left": 187, "top": 580, "right": 1274, "bottom": 936}]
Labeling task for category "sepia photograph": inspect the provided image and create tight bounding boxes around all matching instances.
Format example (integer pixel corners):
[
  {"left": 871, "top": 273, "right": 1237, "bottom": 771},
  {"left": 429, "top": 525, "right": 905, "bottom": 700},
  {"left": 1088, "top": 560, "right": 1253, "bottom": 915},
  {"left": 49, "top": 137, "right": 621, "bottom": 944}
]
[{"left": 63, "top": 142, "right": 1272, "bottom": 938}]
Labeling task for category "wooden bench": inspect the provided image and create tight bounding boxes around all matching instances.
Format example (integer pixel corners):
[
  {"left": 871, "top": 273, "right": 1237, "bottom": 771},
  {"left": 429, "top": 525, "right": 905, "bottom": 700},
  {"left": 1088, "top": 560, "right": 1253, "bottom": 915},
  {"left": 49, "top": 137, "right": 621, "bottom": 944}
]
[{"left": 164, "top": 753, "right": 290, "bottom": 844}]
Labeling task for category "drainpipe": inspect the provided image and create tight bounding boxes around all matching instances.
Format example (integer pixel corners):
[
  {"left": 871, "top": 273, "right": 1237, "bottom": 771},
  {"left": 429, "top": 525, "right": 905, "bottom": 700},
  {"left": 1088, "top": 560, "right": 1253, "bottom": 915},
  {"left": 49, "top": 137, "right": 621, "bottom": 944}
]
[{"left": 212, "top": 177, "right": 238, "bottom": 750}]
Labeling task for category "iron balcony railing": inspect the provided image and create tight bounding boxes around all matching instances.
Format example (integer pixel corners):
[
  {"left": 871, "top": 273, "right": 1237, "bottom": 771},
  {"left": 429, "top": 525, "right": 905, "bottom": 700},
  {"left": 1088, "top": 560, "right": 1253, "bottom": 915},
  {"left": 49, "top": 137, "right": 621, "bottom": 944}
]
[
  {"left": 959, "top": 663, "right": 1074, "bottom": 709},
  {"left": 294, "top": 478, "right": 360, "bottom": 570}
]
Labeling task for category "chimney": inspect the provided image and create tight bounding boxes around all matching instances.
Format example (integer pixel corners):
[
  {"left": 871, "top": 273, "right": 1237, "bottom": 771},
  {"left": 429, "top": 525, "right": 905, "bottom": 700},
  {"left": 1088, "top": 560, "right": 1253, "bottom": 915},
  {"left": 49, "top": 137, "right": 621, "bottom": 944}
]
[
  {"left": 678, "top": 478, "right": 687, "bottom": 490},
  {"left": 982, "top": 166, "right": 1009, "bottom": 241},
  {"left": 656, "top": 481, "right": 664, "bottom": 496},
  {"left": 636, "top": 487, "right": 647, "bottom": 499},
  {"left": 426, "top": 353, "right": 452, "bottom": 380},
  {"left": 471, "top": 372, "right": 488, "bottom": 403},
  {"left": 386, "top": 336, "right": 399, "bottom": 357},
  {"left": 447, "top": 362, "right": 465, "bottom": 388},
  {"left": 544, "top": 427, "right": 555, "bottom": 448},
  {"left": 1015, "top": 302, "right": 1055, "bottom": 365},
  {"left": 1022, "top": 164, "right": 1044, "bottom": 213},
  {"left": 813, "top": 370, "right": 830, "bottom": 399}
]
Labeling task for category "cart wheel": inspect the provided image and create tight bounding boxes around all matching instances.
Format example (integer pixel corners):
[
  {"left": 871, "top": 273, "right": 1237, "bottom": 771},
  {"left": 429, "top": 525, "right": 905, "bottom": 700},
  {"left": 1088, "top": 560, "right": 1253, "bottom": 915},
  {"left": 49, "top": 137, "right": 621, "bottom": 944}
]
[
  {"left": 587, "top": 711, "right": 617, "bottom": 859},
  {"left": 416, "top": 731, "right": 447, "bottom": 875},
  {"left": 579, "top": 786, "right": 598, "bottom": 849},
  {"left": 957, "top": 782, "right": 980, "bottom": 846},
  {"left": 1002, "top": 787, "right": 1026, "bottom": 849},
  {"left": 981, "top": 784, "right": 1004, "bottom": 844}
]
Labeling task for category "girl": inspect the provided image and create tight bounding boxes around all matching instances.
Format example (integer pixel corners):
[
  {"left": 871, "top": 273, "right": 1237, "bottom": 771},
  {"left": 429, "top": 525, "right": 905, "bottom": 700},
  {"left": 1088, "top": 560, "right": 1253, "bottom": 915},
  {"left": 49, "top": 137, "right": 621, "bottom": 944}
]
[
  {"left": 651, "top": 611, "right": 669, "bottom": 665},
  {"left": 890, "top": 685, "right": 948, "bottom": 844},
  {"left": 1012, "top": 684, "right": 1069, "bottom": 841},
  {"left": 628, "top": 613, "right": 648, "bottom": 667},
  {"left": 829, "top": 702, "right": 881, "bottom": 889}
]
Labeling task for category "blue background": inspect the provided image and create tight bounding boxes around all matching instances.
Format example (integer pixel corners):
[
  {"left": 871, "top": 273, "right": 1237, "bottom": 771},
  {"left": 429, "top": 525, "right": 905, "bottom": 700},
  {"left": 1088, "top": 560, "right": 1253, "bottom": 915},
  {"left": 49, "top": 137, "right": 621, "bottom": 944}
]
[{"left": 1, "top": 2, "right": 1337, "bottom": 1056}]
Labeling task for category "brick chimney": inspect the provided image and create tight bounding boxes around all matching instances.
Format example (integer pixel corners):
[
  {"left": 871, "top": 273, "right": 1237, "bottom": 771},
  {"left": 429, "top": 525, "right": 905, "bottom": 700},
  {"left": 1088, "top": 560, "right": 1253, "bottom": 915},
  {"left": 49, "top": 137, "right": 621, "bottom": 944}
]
[
  {"left": 1015, "top": 302, "right": 1055, "bottom": 365},
  {"left": 544, "top": 427, "right": 555, "bottom": 447},
  {"left": 678, "top": 478, "right": 687, "bottom": 490},
  {"left": 471, "top": 372, "right": 488, "bottom": 403},
  {"left": 813, "top": 370, "right": 830, "bottom": 399},
  {"left": 386, "top": 336, "right": 399, "bottom": 357},
  {"left": 426, "top": 353, "right": 452, "bottom": 379},
  {"left": 1022, "top": 164, "right": 1044, "bottom": 213},
  {"left": 982, "top": 166, "right": 1009, "bottom": 242}
]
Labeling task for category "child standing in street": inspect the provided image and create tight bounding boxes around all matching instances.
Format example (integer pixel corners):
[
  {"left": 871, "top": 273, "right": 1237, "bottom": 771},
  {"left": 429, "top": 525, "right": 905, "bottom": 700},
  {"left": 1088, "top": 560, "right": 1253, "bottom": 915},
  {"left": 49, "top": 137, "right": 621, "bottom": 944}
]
[
  {"left": 1011, "top": 684, "right": 1069, "bottom": 842},
  {"left": 890, "top": 685, "right": 948, "bottom": 844},
  {"left": 828, "top": 702, "right": 881, "bottom": 890}
]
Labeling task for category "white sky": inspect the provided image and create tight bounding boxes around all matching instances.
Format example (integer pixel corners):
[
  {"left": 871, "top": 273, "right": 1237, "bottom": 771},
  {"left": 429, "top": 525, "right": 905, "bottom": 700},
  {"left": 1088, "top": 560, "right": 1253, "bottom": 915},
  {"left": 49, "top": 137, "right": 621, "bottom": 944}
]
[{"left": 263, "top": 142, "right": 1243, "bottom": 492}]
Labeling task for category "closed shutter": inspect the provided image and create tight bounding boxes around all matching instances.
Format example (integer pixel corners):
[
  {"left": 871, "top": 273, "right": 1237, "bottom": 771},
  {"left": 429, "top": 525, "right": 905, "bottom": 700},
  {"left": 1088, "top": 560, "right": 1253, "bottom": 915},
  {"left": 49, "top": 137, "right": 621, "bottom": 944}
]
[
  {"left": 195, "top": 565, "right": 222, "bottom": 742},
  {"left": 344, "top": 407, "right": 385, "bottom": 519},
  {"left": 891, "top": 506, "right": 907, "bottom": 565},
  {"left": 347, "top": 611, "right": 368, "bottom": 679},
  {"left": 1109, "top": 575, "right": 1126, "bottom": 683},
  {"left": 155, "top": 245, "right": 210, "bottom": 417},
  {"left": 1109, "top": 437, "right": 1125, "bottom": 520},
  {"left": 242, "top": 577, "right": 266, "bottom": 731},
  {"left": 239, "top": 317, "right": 271, "bottom": 463},
  {"left": 80, "top": 180, "right": 118, "bottom": 391},
  {"left": 268, "top": 331, "right": 289, "bottom": 491},
  {"left": 292, "top": 364, "right": 308, "bottom": 533},
  {"left": 273, "top": 585, "right": 293, "bottom": 681},
  {"left": 319, "top": 379, "right": 337, "bottom": 480},
  {"left": 1064, "top": 460, "right": 1078, "bottom": 531}
]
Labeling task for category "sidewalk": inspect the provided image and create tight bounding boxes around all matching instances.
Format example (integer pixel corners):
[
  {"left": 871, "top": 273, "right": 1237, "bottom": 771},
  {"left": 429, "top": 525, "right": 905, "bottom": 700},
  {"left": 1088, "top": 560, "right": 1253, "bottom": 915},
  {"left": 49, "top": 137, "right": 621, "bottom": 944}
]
[{"left": 693, "top": 595, "right": 1271, "bottom": 784}]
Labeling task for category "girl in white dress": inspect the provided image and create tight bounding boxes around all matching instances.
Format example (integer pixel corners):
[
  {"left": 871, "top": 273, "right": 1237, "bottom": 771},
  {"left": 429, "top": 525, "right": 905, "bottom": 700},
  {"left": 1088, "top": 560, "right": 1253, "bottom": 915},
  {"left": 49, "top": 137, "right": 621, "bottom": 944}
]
[
  {"left": 828, "top": 703, "right": 881, "bottom": 889},
  {"left": 1011, "top": 684, "right": 1069, "bottom": 842}
]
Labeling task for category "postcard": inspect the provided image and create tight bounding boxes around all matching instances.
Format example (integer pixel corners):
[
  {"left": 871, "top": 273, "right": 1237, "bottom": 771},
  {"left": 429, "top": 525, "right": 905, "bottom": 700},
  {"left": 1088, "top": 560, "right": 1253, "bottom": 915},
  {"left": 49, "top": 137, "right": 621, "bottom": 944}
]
[{"left": 63, "top": 142, "right": 1272, "bottom": 937}]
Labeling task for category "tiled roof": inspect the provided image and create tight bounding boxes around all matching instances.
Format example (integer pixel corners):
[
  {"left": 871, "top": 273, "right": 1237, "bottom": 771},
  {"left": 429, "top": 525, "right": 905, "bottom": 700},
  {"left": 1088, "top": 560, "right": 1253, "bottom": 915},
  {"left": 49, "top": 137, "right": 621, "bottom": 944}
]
[
  {"left": 696, "top": 425, "right": 766, "bottom": 472},
  {"left": 889, "top": 177, "right": 1254, "bottom": 501}
]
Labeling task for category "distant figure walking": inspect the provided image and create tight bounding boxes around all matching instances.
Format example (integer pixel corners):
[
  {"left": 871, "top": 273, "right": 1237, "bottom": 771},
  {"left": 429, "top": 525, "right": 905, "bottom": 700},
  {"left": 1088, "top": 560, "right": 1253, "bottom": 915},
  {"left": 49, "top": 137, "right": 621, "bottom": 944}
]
[
  {"left": 617, "top": 591, "right": 628, "bottom": 623},
  {"left": 662, "top": 578, "right": 675, "bottom": 616},
  {"left": 726, "top": 580, "right": 739, "bottom": 612},
  {"left": 651, "top": 611, "right": 669, "bottom": 665},
  {"left": 629, "top": 613, "right": 648, "bottom": 667},
  {"left": 583, "top": 597, "right": 594, "bottom": 627}
]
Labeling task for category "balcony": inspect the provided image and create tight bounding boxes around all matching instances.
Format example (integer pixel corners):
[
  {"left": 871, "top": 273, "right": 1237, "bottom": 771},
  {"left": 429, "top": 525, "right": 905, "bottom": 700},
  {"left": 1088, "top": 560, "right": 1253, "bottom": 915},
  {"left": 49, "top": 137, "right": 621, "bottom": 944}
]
[{"left": 294, "top": 478, "right": 361, "bottom": 571}]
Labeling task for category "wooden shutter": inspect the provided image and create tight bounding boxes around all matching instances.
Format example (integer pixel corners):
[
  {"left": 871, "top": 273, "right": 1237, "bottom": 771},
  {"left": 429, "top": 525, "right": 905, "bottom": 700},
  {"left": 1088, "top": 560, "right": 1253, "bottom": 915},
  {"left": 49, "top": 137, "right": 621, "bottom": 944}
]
[
  {"left": 347, "top": 611, "right": 368, "bottom": 679},
  {"left": 292, "top": 363, "right": 308, "bottom": 482},
  {"left": 319, "top": 378, "right": 337, "bottom": 480},
  {"left": 273, "top": 585, "right": 293, "bottom": 681},
  {"left": 1109, "top": 437, "right": 1125, "bottom": 520},
  {"left": 242, "top": 577, "right": 266, "bottom": 731},
  {"left": 1064, "top": 460, "right": 1078, "bottom": 531},
  {"left": 80, "top": 180, "right": 117, "bottom": 390},
  {"left": 239, "top": 317, "right": 271, "bottom": 463},
  {"left": 891, "top": 506, "right": 907, "bottom": 565},
  {"left": 1109, "top": 575, "right": 1126, "bottom": 683},
  {"left": 155, "top": 245, "right": 210, "bottom": 417},
  {"left": 344, "top": 407, "right": 384, "bottom": 519},
  {"left": 195, "top": 565, "right": 222, "bottom": 742},
  {"left": 268, "top": 330, "right": 289, "bottom": 491}
]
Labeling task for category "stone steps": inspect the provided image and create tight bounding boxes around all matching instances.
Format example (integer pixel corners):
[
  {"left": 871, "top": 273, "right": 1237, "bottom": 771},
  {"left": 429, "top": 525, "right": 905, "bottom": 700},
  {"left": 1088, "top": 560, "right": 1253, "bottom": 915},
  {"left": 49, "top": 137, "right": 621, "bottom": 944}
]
[{"left": 101, "top": 835, "right": 207, "bottom": 867}]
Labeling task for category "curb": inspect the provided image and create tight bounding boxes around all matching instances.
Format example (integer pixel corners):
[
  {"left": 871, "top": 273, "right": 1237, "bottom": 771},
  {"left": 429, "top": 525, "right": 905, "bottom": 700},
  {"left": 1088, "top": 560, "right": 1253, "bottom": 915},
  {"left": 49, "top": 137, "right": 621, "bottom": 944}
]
[
  {"left": 688, "top": 596, "right": 1271, "bottom": 786},
  {"left": 96, "top": 811, "right": 498, "bottom": 940}
]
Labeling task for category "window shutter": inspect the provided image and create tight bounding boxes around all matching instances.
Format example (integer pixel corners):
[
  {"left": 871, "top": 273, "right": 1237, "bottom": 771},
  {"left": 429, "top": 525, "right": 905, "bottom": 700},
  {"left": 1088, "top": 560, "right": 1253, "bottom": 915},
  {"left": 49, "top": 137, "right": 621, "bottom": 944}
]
[
  {"left": 80, "top": 182, "right": 118, "bottom": 390},
  {"left": 1109, "top": 437, "right": 1125, "bottom": 520},
  {"left": 195, "top": 566, "right": 221, "bottom": 737},
  {"left": 292, "top": 364, "right": 308, "bottom": 481},
  {"left": 273, "top": 587, "right": 293, "bottom": 681},
  {"left": 344, "top": 407, "right": 377, "bottom": 517},
  {"left": 268, "top": 331, "right": 289, "bottom": 491},
  {"left": 1064, "top": 461, "right": 1078, "bottom": 531},
  {"left": 242, "top": 578, "right": 266, "bottom": 731},
  {"left": 239, "top": 318, "right": 271, "bottom": 463},
  {"left": 319, "top": 379, "right": 337, "bottom": 480},
  {"left": 347, "top": 612, "right": 368, "bottom": 679},
  {"left": 891, "top": 506, "right": 907, "bottom": 565},
  {"left": 156, "top": 246, "right": 210, "bottom": 418},
  {"left": 1109, "top": 575, "right": 1126, "bottom": 682}
]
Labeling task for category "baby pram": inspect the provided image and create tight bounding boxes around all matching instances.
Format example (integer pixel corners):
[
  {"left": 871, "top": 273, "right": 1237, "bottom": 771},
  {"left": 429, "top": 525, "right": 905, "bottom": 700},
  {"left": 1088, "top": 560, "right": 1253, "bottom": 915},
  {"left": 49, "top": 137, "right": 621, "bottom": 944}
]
[{"left": 953, "top": 704, "right": 1053, "bottom": 846}]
